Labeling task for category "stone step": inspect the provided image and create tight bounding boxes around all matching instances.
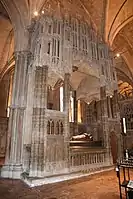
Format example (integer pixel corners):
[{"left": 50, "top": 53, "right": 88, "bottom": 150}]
[{"left": 21, "top": 165, "right": 114, "bottom": 187}]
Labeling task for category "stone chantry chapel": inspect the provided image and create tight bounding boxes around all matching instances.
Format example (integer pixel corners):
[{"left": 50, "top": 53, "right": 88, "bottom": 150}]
[{"left": 0, "top": 0, "right": 133, "bottom": 184}]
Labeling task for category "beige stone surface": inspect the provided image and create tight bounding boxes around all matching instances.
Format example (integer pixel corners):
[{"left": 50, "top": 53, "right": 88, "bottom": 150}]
[{"left": 0, "top": 170, "right": 121, "bottom": 199}]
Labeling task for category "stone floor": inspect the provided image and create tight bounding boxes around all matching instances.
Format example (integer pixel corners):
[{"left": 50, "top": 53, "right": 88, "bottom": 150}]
[{"left": 0, "top": 170, "right": 122, "bottom": 199}]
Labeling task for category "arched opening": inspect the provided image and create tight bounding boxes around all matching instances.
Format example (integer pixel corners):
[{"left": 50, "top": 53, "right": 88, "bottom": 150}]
[
  {"left": 60, "top": 122, "right": 63, "bottom": 135},
  {"left": 51, "top": 121, "right": 54, "bottom": 135},
  {"left": 47, "top": 79, "right": 63, "bottom": 111},
  {"left": 69, "top": 64, "right": 103, "bottom": 146},
  {"left": 0, "top": 2, "right": 14, "bottom": 166}
]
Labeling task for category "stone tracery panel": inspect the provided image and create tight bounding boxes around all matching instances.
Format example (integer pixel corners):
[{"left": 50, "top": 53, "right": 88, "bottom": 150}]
[
  {"left": 44, "top": 110, "right": 67, "bottom": 174},
  {"left": 47, "top": 120, "right": 64, "bottom": 135},
  {"left": 31, "top": 12, "right": 116, "bottom": 94}
]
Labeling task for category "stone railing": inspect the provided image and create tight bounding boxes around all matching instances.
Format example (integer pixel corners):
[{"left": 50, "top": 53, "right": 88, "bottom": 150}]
[
  {"left": 70, "top": 149, "right": 106, "bottom": 173},
  {"left": 0, "top": 117, "right": 8, "bottom": 159}
]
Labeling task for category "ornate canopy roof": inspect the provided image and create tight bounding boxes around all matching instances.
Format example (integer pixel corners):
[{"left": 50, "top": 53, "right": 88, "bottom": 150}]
[{"left": 0, "top": 0, "right": 133, "bottom": 94}]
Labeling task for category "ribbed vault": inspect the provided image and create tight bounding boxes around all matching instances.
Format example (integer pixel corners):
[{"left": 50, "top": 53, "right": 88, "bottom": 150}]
[
  {"left": 105, "top": 0, "right": 133, "bottom": 87},
  {"left": 105, "top": 0, "right": 133, "bottom": 45}
]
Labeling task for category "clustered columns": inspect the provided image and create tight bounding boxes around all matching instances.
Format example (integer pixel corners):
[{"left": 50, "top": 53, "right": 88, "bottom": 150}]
[
  {"left": 100, "top": 86, "right": 112, "bottom": 165},
  {"left": 1, "top": 51, "right": 31, "bottom": 178}
]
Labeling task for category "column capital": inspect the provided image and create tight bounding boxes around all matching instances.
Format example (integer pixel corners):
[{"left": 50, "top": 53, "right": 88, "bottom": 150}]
[
  {"left": 14, "top": 51, "right": 33, "bottom": 59},
  {"left": 64, "top": 73, "right": 70, "bottom": 76},
  {"left": 64, "top": 73, "right": 70, "bottom": 81},
  {"left": 9, "top": 105, "right": 26, "bottom": 110},
  {"left": 27, "top": 18, "right": 36, "bottom": 33},
  {"left": 36, "top": 65, "right": 48, "bottom": 70}
]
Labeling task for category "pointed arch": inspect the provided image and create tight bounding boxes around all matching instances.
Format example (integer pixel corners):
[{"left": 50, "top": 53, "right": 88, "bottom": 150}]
[
  {"left": 60, "top": 121, "right": 63, "bottom": 135},
  {"left": 1, "top": 0, "right": 30, "bottom": 51}
]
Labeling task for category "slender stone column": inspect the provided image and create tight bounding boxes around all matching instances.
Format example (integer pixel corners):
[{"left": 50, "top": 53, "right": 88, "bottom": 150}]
[
  {"left": 73, "top": 90, "right": 78, "bottom": 135},
  {"left": 106, "top": 96, "right": 109, "bottom": 118},
  {"left": 63, "top": 74, "right": 70, "bottom": 112},
  {"left": 29, "top": 65, "right": 48, "bottom": 177},
  {"left": 107, "top": 96, "right": 112, "bottom": 118},
  {"left": 1, "top": 51, "right": 31, "bottom": 179},
  {"left": 63, "top": 73, "right": 70, "bottom": 170},
  {"left": 100, "top": 86, "right": 112, "bottom": 165},
  {"left": 113, "top": 90, "right": 119, "bottom": 118},
  {"left": 113, "top": 90, "right": 123, "bottom": 160}
]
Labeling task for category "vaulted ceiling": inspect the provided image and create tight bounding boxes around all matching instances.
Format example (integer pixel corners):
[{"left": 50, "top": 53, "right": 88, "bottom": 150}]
[
  {"left": 105, "top": 0, "right": 133, "bottom": 87},
  {"left": 105, "top": 0, "right": 133, "bottom": 45},
  {"left": 0, "top": 0, "right": 133, "bottom": 91},
  {"left": 118, "top": 80, "right": 133, "bottom": 98}
]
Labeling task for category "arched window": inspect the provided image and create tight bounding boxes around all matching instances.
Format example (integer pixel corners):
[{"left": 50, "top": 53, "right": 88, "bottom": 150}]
[
  {"left": 47, "top": 121, "right": 50, "bottom": 134},
  {"left": 51, "top": 121, "right": 54, "bottom": 134},
  {"left": 47, "top": 42, "right": 50, "bottom": 54},
  {"left": 60, "top": 122, "right": 63, "bottom": 135}
]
